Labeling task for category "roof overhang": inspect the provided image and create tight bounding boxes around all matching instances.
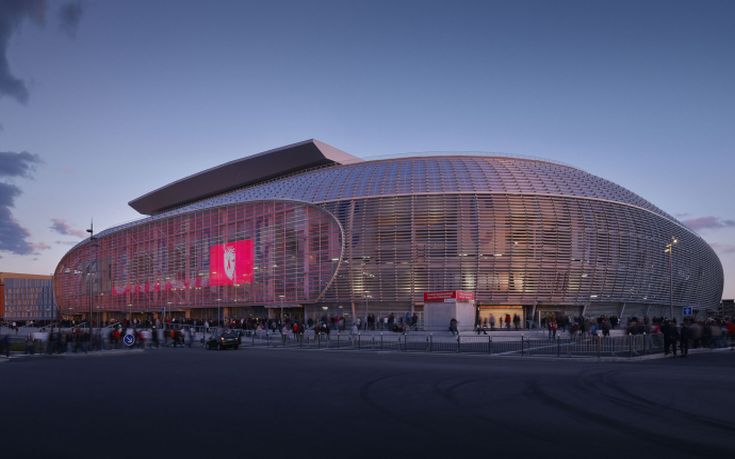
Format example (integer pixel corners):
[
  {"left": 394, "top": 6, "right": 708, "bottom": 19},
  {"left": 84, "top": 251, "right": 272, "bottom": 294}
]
[{"left": 128, "top": 139, "right": 361, "bottom": 215}]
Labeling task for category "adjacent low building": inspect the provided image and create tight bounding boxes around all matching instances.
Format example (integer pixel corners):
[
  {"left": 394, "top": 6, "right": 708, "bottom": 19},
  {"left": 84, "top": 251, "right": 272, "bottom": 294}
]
[
  {"left": 53, "top": 140, "right": 724, "bottom": 326},
  {"left": 0, "top": 272, "right": 58, "bottom": 322}
]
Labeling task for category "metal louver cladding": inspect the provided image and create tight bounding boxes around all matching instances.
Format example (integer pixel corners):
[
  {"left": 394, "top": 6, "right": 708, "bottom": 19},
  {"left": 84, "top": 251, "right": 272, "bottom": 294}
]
[
  {"left": 54, "top": 142, "right": 724, "bottom": 322},
  {"left": 54, "top": 200, "right": 344, "bottom": 314}
]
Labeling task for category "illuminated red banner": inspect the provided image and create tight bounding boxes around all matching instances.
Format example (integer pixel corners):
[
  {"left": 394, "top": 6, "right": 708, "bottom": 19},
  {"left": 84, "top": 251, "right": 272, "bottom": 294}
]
[
  {"left": 209, "top": 239, "right": 254, "bottom": 286},
  {"left": 423, "top": 290, "right": 475, "bottom": 302}
]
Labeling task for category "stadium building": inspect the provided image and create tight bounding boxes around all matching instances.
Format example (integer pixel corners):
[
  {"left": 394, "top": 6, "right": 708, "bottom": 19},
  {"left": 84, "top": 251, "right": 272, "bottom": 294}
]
[{"left": 54, "top": 140, "right": 723, "bottom": 327}]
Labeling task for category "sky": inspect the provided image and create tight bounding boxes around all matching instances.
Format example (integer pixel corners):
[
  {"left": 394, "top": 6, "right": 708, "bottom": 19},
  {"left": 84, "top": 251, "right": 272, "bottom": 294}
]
[{"left": 0, "top": 0, "right": 733, "bottom": 298}]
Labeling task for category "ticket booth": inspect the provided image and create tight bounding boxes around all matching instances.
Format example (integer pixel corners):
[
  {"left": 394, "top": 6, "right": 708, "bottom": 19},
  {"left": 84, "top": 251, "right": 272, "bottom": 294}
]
[{"left": 423, "top": 291, "right": 476, "bottom": 332}]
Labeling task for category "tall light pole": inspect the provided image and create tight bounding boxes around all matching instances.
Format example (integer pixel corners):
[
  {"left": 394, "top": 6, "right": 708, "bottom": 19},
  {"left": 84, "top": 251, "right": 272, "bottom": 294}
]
[
  {"left": 664, "top": 236, "right": 678, "bottom": 319},
  {"left": 278, "top": 295, "right": 285, "bottom": 324},
  {"left": 86, "top": 220, "right": 95, "bottom": 332},
  {"left": 364, "top": 292, "right": 372, "bottom": 330}
]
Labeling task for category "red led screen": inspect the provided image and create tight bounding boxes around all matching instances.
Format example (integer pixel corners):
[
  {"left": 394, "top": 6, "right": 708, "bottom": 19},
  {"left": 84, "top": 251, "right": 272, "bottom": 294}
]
[{"left": 209, "top": 239, "right": 254, "bottom": 286}]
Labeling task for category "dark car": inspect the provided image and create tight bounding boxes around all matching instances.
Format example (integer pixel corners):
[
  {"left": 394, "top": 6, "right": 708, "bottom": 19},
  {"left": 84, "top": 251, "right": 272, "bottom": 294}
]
[{"left": 206, "top": 331, "right": 241, "bottom": 350}]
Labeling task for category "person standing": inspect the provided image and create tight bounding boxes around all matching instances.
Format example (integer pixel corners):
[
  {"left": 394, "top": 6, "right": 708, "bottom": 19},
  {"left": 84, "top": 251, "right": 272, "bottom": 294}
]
[
  {"left": 449, "top": 318, "right": 458, "bottom": 336},
  {"left": 679, "top": 320, "right": 690, "bottom": 357}
]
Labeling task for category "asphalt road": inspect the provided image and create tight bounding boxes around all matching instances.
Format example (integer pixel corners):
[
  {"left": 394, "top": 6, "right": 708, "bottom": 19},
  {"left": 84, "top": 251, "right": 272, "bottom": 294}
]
[{"left": 1, "top": 347, "right": 733, "bottom": 458}]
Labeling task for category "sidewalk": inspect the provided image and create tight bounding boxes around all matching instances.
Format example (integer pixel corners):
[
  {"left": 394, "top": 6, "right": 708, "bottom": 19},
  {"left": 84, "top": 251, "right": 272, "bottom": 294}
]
[{"left": 0, "top": 347, "right": 144, "bottom": 363}]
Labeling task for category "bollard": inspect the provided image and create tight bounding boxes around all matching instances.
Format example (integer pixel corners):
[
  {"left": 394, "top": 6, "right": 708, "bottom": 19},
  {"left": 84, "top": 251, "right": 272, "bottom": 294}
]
[
  {"left": 628, "top": 333, "right": 632, "bottom": 358},
  {"left": 372, "top": 336, "right": 375, "bottom": 350},
  {"left": 521, "top": 335, "right": 524, "bottom": 356},
  {"left": 429, "top": 333, "right": 433, "bottom": 352},
  {"left": 380, "top": 333, "right": 383, "bottom": 351},
  {"left": 251, "top": 332, "right": 255, "bottom": 346},
  {"left": 642, "top": 332, "right": 647, "bottom": 355},
  {"left": 557, "top": 336, "right": 560, "bottom": 358},
  {"left": 300, "top": 332, "right": 303, "bottom": 348},
  {"left": 337, "top": 332, "right": 340, "bottom": 348},
  {"left": 488, "top": 335, "right": 492, "bottom": 354},
  {"left": 457, "top": 335, "right": 461, "bottom": 353},
  {"left": 358, "top": 333, "right": 361, "bottom": 350}
]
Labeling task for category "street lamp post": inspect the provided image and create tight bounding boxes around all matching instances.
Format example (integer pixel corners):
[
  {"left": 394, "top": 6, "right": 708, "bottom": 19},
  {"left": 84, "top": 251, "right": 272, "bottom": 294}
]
[
  {"left": 364, "top": 293, "right": 372, "bottom": 330},
  {"left": 85, "top": 220, "right": 96, "bottom": 334},
  {"left": 664, "top": 236, "right": 678, "bottom": 319},
  {"left": 278, "top": 295, "right": 285, "bottom": 324}
]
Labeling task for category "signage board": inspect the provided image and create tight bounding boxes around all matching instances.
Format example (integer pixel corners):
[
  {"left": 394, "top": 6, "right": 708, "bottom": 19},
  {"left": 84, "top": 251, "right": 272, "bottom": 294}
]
[
  {"left": 209, "top": 239, "right": 254, "bottom": 286},
  {"left": 682, "top": 306, "right": 693, "bottom": 317},
  {"left": 423, "top": 290, "right": 475, "bottom": 303},
  {"left": 123, "top": 333, "right": 136, "bottom": 347}
]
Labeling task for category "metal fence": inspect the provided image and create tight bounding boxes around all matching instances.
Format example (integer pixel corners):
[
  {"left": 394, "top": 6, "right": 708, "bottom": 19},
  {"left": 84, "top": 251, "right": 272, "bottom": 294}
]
[
  {"left": 6, "top": 327, "right": 730, "bottom": 359},
  {"left": 236, "top": 330, "right": 668, "bottom": 358}
]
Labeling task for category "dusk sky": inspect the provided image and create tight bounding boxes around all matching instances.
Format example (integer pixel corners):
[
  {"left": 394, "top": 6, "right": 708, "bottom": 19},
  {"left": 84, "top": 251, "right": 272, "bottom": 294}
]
[{"left": 0, "top": 0, "right": 733, "bottom": 297}]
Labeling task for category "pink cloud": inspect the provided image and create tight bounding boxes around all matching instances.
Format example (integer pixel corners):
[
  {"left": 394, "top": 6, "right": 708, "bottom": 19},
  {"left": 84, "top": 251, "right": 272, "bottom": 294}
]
[
  {"left": 681, "top": 216, "right": 735, "bottom": 231},
  {"left": 31, "top": 242, "right": 51, "bottom": 250},
  {"left": 49, "top": 218, "right": 86, "bottom": 238}
]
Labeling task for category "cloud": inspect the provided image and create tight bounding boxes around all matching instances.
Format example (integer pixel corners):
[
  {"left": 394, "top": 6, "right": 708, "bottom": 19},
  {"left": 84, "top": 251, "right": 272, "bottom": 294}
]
[
  {"left": 58, "top": 1, "right": 84, "bottom": 38},
  {"left": 50, "top": 218, "right": 86, "bottom": 237},
  {"left": 31, "top": 241, "right": 51, "bottom": 252},
  {"left": 0, "top": 151, "right": 42, "bottom": 254},
  {"left": 0, "top": 1, "right": 84, "bottom": 104},
  {"left": 0, "top": 151, "right": 41, "bottom": 178},
  {"left": 0, "top": 0, "right": 45, "bottom": 104},
  {"left": 681, "top": 216, "right": 735, "bottom": 231},
  {"left": 709, "top": 243, "right": 735, "bottom": 255},
  {"left": 0, "top": 181, "right": 34, "bottom": 254},
  {"left": 55, "top": 240, "right": 79, "bottom": 245}
]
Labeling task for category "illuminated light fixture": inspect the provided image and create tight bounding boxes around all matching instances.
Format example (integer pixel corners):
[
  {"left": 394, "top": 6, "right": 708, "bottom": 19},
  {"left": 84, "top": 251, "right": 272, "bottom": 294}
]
[
  {"left": 513, "top": 241, "right": 518, "bottom": 245},
  {"left": 321, "top": 306, "right": 328, "bottom": 310},
  {"left": 581, "top": 273, "right": 588, "bottom": 278},
  {"left": 590, "top": 294, "right": 598, "bottom": 298},
  {"left": 331, "top": 258, "right": 339, "bottom": 261},
  {"left": 458, "top": 253, "right": 468, "bottom": 257},
  {"left": 493, "top": 253, "right": 503, "bottom": 257}
]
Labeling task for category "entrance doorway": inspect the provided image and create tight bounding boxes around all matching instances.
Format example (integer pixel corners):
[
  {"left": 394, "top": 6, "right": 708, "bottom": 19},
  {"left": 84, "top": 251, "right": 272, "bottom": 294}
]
[{"left": 478, "top": 305, "right": 525, "bottom": 330}]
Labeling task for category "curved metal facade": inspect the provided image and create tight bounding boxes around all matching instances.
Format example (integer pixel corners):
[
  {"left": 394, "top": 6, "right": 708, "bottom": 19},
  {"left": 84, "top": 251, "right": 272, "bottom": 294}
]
[
  {"left": 55, "top": 201, "right": 343, "bottom": 317},
  {"left": 54, "top": 155, "right": 723, "bottom": 320}
]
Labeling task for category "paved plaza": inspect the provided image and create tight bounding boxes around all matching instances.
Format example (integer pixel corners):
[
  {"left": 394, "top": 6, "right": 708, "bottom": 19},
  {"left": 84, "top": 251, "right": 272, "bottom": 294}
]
[{"left": 1, "top": 346, "right": 734, "bottom": 458}]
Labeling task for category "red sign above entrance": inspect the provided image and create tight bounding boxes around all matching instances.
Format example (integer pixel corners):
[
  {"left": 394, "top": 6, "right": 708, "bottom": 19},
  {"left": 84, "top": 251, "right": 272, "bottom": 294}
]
[{"left": 423, "top": 290, "right": 475, "bottom": 302}]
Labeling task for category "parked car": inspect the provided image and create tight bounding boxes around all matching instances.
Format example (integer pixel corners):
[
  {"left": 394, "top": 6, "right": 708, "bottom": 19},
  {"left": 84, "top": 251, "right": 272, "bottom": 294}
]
[{"left": 206, "top": 331, "right": 241, "bottom": 350}]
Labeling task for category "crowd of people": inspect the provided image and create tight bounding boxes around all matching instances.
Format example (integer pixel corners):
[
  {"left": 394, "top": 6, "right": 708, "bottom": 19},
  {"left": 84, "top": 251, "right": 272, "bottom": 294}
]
[
  {"left": 533, "top": 313, "right": 735, "bottom": 356},
  {"left": 2, "top": 313, "right": 734, "bottom": 357}
]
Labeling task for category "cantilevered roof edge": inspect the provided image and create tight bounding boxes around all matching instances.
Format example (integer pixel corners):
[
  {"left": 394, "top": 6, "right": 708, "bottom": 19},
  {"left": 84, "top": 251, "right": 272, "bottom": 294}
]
[{"left": 128, "top": 139, "right": 361, "bottom": 215}]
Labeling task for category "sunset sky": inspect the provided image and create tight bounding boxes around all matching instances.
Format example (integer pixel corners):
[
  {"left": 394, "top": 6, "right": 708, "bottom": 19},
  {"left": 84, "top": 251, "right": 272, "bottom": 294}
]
[{"left": 0, "top": 0, "right": 733, "bottom": 297}]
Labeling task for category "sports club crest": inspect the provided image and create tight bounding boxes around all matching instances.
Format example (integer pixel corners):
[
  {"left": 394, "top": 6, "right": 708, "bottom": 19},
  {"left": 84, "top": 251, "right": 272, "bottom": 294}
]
[
  {"left": 209, "top": 239, "right": 254, "bottom": 286},
  {"left": 224, "top": 245, "right": 236, "bottom": 281}
]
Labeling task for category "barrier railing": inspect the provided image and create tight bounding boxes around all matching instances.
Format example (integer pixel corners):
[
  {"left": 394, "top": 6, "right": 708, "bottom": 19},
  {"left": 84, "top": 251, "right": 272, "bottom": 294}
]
[
  {"left": 234, "top": 331, "right": 671, "bottom": 358},
  {"left": 7, "top": 328, "right": 728, "bottom": 359}
]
